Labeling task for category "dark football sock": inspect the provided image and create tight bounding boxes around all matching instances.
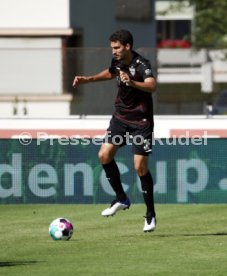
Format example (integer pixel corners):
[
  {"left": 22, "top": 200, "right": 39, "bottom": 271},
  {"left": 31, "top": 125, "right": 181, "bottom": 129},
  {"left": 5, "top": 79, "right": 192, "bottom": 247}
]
[
  {"left": 102, "top": 160, "right": 127, "bottom": 202},
  {"left": 140, "top": 171, "right": 156, "bottom": 218}
]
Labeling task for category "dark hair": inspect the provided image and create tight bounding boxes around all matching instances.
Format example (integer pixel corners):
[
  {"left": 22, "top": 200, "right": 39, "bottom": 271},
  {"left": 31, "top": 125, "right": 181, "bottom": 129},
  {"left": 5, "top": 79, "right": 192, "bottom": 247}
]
[{"left": 109, "top": 29, "right": 133, "bottom": 49}]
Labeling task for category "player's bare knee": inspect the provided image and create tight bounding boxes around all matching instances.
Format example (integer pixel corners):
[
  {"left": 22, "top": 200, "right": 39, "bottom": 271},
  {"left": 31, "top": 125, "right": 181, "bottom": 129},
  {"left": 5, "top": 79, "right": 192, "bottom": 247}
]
[
  {"left": 98, "top": 150, "right": 111, "bottom": 164},
  {"left": 134, "top": 164, "right": 148, "bottom": 176}
]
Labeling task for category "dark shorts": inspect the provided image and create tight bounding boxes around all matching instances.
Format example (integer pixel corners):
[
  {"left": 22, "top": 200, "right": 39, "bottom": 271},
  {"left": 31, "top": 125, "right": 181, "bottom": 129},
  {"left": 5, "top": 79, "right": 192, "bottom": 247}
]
[{"left": 104, "top": 116, "right": 153, "bottom": 156}]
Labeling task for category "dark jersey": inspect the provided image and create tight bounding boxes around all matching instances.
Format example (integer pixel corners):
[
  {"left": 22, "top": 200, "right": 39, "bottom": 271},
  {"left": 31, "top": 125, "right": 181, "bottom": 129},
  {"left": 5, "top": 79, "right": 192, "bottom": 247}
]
[{"left": 109, "top": 51, "right": 155, "bottom": 126}]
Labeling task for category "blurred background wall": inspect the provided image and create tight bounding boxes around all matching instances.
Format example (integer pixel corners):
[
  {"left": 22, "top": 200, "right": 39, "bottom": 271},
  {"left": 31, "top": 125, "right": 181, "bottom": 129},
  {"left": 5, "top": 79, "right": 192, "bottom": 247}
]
[{"left": 0, "top": 0, "right": 227, "bottom": 117}]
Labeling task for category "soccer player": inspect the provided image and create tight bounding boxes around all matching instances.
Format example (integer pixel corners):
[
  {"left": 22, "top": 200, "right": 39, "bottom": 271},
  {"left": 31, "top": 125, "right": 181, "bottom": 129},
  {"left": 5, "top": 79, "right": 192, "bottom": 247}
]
[{"left": 73, "top": 29, "right": 157, "bottom": 232}]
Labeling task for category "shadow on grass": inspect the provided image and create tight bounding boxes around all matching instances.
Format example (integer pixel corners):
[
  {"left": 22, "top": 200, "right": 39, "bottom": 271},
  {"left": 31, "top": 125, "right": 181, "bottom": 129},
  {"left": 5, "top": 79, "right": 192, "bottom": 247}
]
[
  {"left": 156, "top": 232, "right": 227, "bottom": 237},
  {"left": 0, "top": 261, "right": 43, "bottom": 267}
]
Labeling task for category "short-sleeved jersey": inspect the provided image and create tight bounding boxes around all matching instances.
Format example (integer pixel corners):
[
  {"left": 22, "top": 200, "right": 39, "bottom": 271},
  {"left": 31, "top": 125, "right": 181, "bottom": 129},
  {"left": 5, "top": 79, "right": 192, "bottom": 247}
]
[{"left": 109, "top": 51, "right": 155, "bottom": 127}]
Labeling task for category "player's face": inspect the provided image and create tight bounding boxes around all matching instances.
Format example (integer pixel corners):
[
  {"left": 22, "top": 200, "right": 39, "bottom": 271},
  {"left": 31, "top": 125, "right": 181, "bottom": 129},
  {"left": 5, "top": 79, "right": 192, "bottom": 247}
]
[{"left": 110, "top": 41, "right": 130, "bottom": 61}]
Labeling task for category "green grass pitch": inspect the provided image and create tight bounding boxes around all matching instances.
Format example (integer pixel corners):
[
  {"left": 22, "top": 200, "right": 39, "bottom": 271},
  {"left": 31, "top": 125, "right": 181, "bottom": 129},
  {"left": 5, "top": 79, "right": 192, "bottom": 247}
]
[{"left": 1, "top": 204, "right": 227, "bottom": 276}]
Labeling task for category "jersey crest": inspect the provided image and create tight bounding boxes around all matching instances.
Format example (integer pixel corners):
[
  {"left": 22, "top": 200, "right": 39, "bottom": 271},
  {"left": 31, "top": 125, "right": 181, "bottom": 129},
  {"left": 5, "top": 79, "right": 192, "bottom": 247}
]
[{"left": 129, "top": 66, "right": 136, "bottom": 76}]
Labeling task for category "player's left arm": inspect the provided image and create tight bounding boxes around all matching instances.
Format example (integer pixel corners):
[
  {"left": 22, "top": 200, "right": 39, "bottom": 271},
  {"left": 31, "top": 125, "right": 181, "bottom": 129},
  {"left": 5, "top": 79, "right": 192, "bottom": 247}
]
[
  {"left": 119, "top": 66, "right": 157, "bottom": 93},
  {"left": 128, "top": 77, "right": 156, "bottom": 93}
]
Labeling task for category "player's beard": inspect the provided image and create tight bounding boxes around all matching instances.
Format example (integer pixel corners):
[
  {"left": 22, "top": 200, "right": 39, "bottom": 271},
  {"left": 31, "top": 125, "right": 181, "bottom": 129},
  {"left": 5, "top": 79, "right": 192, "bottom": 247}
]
[
  {"left": 114, "top": 52, "right": 127, "bottom": 62},
  {"left": 113, "top": 54, "right": 121, "bottom": 61}
]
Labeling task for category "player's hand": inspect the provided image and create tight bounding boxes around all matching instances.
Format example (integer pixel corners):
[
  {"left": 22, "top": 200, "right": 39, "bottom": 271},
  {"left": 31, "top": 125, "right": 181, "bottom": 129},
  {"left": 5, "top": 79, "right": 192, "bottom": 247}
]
[
  {"left": 72, "top": 76, "right": 88, "bottom": 87},
  {"left": 119, "top": 71, "right": 130, "bottom": 86}
]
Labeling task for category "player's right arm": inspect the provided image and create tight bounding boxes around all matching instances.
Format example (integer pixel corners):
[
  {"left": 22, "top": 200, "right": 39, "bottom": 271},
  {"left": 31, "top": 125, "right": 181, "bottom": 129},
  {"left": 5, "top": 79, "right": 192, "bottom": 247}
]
[{"left": 72, "top": 69, "right": 114, "bottom": 87}]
